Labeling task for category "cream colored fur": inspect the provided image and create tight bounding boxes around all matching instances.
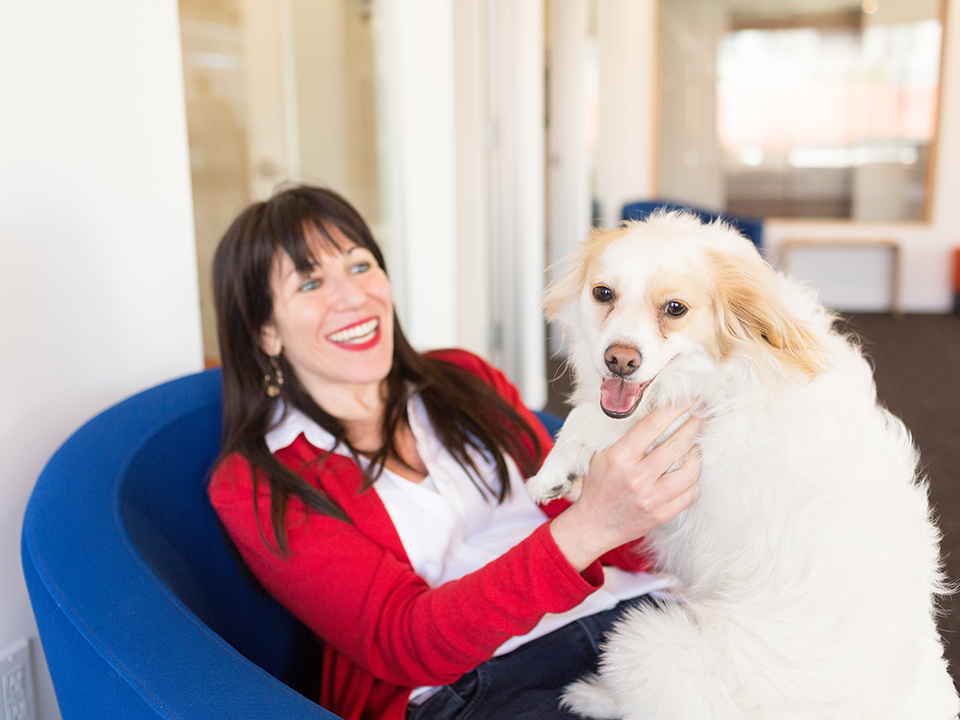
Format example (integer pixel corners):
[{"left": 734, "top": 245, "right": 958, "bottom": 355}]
[{"left": 526, "top": 212, "right": 959, "bottom": 720}]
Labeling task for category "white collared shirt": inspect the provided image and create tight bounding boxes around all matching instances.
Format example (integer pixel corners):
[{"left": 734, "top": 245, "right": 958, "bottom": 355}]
[{"left": 265, "top": 395, "right": 669, "bottom": 658}]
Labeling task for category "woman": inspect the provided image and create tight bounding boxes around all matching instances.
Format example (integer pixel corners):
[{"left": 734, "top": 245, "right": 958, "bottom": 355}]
[{"left": 207, "top": 185, "right": 702, "bottom": 720}]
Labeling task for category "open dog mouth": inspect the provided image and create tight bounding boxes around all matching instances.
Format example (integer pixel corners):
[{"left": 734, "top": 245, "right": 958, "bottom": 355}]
[{"left": 600, "top": 376, "right": 653, "bottom": 418}]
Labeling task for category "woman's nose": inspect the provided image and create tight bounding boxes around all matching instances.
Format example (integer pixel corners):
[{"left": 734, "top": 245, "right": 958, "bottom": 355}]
[{"left": 330, "top": 271, "right": 367, "bottom": 309}]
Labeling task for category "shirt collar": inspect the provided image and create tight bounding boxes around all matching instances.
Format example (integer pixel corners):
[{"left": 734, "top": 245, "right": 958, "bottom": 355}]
[
  {"left": 264, "top": 390, "right": 424, "bottom": 456},
  {"left": 265, "top": 402, "right": 340, "bottom": 454}
]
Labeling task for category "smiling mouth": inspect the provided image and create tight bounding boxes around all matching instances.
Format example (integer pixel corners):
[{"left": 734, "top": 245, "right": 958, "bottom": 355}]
[
  {"left": 327, "top": 318, "right": 379, "bottom": 346},
  {"left": 600, "top": 376, "right": 654, "bottom": 418}
]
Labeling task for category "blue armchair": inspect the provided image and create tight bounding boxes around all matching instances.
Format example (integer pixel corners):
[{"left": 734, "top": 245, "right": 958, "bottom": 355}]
[
  {"left": 22, "top": 369, "right": 336, "bottom": 718},
  {"left": 22, "top": 369, "right": 563, "bottom": 719}
]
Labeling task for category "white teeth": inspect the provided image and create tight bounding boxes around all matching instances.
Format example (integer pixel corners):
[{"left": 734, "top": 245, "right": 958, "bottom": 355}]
[{"left": 328, "top": 318, "right": 379, "bottom": 344}]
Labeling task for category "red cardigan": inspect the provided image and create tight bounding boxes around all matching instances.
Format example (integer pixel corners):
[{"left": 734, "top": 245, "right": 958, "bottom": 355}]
[{"left": 209, "top": 349, "right": 651, "bottom": 720}]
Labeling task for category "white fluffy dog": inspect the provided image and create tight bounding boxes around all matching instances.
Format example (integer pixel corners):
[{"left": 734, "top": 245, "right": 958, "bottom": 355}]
[{"left": 526, "top": 212, "right": 959, "bottom": 720}]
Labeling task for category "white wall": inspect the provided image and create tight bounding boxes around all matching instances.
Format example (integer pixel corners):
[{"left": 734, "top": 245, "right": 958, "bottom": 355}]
[
  {"left": 452, "top": 0, "right": 493, "bottom": 358},
  {"left": 373, "top": 0, "right": 548, "bottom": 407},
  {"left": 547, "top": 0, "right": 592, "bottom": 273},
  {"left": 594, "top": 0, "right": 661, "bottom": 224},
  {"left": 372, "top": 0, "right": 460, "bottom": 353},
  {"left": 486, "top": 0, "right": 549, "bottom": 409},
  {"left": 546, "top": 0, "right": 592, "bottom": 356},
  {"left": 0, "top": 2, "right": 203, "bottom": 718}
]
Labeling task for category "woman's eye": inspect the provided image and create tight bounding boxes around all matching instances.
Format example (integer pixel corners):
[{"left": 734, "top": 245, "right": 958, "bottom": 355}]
[
  {"left": 350, "top": 261, "right": 371, "bottom": 274},
  {"left": 298, "top": 278, "right": 321, "bottom": 292},
  {"left": 592, "top": 286, "right": 614, "bottom": 304},
  {"left": 665, "top": 301, "right": 688, "bottom": 317}
]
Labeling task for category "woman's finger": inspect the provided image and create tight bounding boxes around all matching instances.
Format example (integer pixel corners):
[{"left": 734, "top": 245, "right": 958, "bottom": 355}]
[
  {"left": 623, "top": 412, "right": 703, "bottom": 483},
  {"left": 659, "top": 449, "right": 702, "bottom": 498},
  {"left": 616, "top": 401, "right": 698, "bottom": 456},
  {"left": 652, "top": 471, "right": 701, "bottom": 522}
]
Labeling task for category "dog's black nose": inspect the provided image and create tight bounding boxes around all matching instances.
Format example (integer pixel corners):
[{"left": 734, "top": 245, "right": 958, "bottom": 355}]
[{"left": 604, "top": 345, "right": 641, "bottom": 377}]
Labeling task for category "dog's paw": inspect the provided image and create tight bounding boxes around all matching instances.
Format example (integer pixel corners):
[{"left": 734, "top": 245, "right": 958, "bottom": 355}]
[
  {"left": 560, "top": 674, "right": 621, "bottom": 719},
  {"left": 525, "top": 470, "right": 578, "bottom": 504}
]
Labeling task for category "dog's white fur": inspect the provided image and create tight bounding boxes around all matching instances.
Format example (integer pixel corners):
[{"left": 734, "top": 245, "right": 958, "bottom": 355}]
[{"left": 526, "top": 212, "right": 959, "bottom": 720}]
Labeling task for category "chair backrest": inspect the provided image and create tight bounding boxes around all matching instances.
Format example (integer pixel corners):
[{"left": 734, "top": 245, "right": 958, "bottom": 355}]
[
  {"left": 22, "top": 369, "right": 337, "bottom": 719},
  {"left": 622, "top": 199, "right": 764, "bottom": 250}
]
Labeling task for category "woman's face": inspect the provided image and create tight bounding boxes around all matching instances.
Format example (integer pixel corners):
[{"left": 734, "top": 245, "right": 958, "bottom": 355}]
[{"left": 260, "top": 226, "right": 395, "bottom": 409}]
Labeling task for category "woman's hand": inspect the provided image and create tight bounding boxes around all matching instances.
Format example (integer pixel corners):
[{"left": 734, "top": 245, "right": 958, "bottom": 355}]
[{"left": 548, "top": 403, "right": 703, "bottom": 572}]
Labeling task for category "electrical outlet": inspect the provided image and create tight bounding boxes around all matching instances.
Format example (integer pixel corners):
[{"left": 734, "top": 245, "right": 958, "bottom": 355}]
[{"left": 0, "top": 640, "right": 35, "bottom": 720}]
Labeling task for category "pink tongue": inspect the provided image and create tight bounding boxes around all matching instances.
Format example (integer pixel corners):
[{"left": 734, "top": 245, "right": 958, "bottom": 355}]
[{"left": 600, "top": 378, "right": 644, "bottom": 416}]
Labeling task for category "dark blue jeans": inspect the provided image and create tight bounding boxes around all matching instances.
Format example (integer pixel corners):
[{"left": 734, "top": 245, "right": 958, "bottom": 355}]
[{"left": 406, "top": 596, "right": 654, "bottom": 720}]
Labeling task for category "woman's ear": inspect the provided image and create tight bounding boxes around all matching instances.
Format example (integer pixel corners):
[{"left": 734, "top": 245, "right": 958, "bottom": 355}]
[{"left": 259, "top": 323, "right": 282, "bottom": 358}]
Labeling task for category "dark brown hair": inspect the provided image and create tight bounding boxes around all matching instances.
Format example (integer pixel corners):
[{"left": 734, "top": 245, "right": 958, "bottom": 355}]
[{"left": 212, "top": 185, "right": 543, "bottom": 554}]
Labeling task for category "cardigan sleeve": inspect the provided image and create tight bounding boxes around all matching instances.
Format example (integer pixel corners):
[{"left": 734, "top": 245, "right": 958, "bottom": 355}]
[{"left": 209, "top": 452, "right": 604, "bottom": 688}]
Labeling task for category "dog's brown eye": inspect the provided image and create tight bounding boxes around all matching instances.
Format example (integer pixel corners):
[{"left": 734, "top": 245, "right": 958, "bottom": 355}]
[
  {"left": 665, "top": 301, "right": 688, "bottom": 317},
  {"left": 593, "top": 286, "right": 614, "bottom": 304}
]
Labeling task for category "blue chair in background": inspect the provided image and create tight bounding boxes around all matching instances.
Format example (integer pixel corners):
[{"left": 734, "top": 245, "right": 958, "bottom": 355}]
[
  {"left": 621, "top": 200, "right": 763, "bottom": 250},
  {"left": 22, "top": 369, "right": 562, "bottom": 719}
]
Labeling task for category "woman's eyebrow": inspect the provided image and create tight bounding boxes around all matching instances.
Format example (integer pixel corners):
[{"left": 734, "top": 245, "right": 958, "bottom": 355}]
[{"left": 292, "top": 246, "right": 362, "bottom": 279}]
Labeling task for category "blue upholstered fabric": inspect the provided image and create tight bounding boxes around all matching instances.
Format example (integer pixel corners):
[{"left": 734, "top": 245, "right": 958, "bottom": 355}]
[
  {"left": 22, "top": 369, "right": 564, "bottom": 719},
  {"left": 533, "top": 409, "right": 564, "bottom": 443},
  {"left": 621, "top": 200, "right": 763, "bottom": 250},
  {"left": 22, "top": 369, "right": 336, "bottom": 719}
]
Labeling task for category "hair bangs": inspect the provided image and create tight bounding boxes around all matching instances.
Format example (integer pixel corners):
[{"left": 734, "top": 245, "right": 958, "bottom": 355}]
[{"left": 266, "top": 200, "right": 337, "bottom": 273}]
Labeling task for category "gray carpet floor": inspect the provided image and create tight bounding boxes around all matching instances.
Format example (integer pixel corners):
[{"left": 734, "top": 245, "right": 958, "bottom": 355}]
[{"left": 545, "top": 312, "right": 960, "bottom": 689}]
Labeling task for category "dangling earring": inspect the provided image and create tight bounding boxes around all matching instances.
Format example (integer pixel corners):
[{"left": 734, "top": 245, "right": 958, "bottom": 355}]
[{"left": 264, "top": 355, "right": 284, "bottom": 398}]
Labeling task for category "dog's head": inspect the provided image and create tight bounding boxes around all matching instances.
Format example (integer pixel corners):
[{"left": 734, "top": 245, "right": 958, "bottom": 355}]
[{"left": 546, "top": 212, "right": 830, "bottom": 418}]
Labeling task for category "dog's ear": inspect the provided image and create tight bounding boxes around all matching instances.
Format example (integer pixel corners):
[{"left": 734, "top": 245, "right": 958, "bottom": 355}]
[
  {"left": 543, "top": 226, "right": 626, "bottom": 323},
  {"left": 708, "top": 249, "right": 831, "bottom": 381},
  {"left": 542, "top": 256, "right": 586, "bottom": 324}
]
